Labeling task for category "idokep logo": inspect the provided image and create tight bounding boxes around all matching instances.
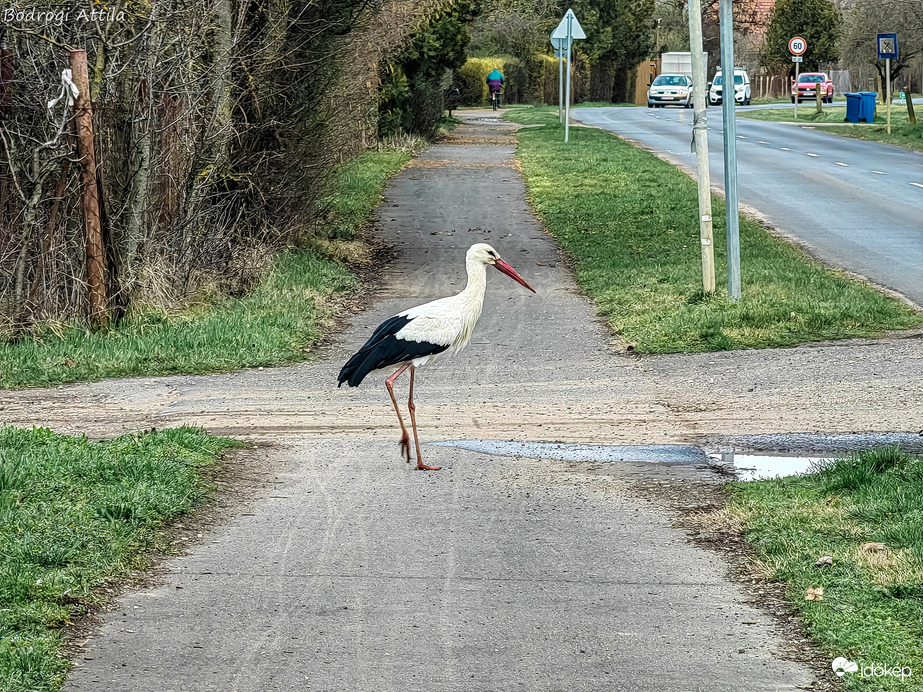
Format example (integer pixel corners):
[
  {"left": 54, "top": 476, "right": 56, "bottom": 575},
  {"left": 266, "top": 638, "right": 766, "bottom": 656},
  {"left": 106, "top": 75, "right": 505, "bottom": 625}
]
[
  {"left": 832, "top": 658, "right": 858, "bottom": 677},
  {"left": 833, "top": 657, "right": 912, "bottom": 681}
]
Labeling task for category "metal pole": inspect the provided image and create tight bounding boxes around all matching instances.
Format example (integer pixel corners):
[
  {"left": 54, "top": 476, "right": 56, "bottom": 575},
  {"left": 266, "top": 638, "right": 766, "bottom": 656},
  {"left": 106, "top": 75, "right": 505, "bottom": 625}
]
[
  {"left": 688, "top": 0, "right": 715, "bottom": 293},
  {"left": 719, "top": 0, "right": 741, "bottom": 300},
  {"left": 559, "top": 47, "right": 564, "bottom": 123},
  {"left": 886, "top": 57, "right": 891, "bottom": 134},
  {"left": 564, "top": 15, "right": 572, "bottom": 142},
  {"left": 794, "top": 60, "right": 799, "bottom": 119}
]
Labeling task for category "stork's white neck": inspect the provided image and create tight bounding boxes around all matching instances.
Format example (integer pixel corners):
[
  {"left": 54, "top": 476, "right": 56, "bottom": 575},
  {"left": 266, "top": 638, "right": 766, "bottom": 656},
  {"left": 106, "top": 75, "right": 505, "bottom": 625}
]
[
  {"left": 459, "top": 256, "right": 488, "bottom": 304},
  {"left": 450, "top": 257, "right": 488, "bottom": 352}
]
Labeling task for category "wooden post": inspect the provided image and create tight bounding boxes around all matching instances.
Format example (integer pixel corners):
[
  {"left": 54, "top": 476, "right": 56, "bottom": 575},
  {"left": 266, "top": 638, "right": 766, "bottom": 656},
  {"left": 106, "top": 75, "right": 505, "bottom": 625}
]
[
  {"left": 69, "top": 49, "right": 108, "bottom": 327},
  {"left": 0, "top": 45, "right": 12, "bottom": 116},
  {"left": 0, "top": 46, "right": 13, "bottom": 216},
  {"left": 907, "top": 88, "right": 917, "bottom": 125}
]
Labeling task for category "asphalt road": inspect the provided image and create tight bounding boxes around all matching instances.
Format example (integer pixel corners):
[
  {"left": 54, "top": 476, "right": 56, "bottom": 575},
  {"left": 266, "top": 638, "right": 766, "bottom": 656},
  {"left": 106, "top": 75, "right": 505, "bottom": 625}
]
[
  {"left": 58, "top": 114, "right": 819, "bottom": 692},
  {"left": 572, "top": 106, "right": 923, "bottom": 305}
]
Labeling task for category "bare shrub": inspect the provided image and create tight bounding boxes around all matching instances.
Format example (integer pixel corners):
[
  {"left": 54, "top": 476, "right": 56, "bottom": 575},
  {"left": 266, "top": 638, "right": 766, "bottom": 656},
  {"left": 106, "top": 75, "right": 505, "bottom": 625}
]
[{"left": 0, "top": 0, "right": 444, "bottom": 335}]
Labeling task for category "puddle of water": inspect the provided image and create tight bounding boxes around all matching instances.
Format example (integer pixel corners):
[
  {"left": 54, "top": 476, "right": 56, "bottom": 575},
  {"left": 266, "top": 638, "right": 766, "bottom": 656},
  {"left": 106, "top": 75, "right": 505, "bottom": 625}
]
[
  {"left": 432, "top": 440, "right": 709, "bottom": 464},
  {"left": 433, "top": 440, "right": 834, "bottom": 482},
  {"left": 714, "top": 453, "right": 827, "bottom": 482},
  {"left": 433, "top": 439, "right": 909, "bottom": 482}
]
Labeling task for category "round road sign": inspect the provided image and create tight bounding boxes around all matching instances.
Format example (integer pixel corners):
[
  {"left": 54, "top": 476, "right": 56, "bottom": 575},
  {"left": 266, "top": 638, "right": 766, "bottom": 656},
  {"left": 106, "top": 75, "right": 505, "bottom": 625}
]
[{"left": 789, "top": 36, "right": 807, "bottom": 55}]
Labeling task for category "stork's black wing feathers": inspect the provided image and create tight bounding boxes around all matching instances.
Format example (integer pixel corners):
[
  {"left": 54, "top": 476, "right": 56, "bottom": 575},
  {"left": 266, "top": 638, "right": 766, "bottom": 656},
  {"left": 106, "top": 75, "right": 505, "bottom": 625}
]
[{"left": 337, "top": 315, "right": 449, "bottom": 388}]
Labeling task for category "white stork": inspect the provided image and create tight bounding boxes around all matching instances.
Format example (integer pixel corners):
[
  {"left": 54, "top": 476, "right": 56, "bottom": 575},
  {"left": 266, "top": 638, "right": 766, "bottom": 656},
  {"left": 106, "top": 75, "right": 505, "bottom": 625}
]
[{"left": 338, "top": 243, "right": 535, "bottom": 470}]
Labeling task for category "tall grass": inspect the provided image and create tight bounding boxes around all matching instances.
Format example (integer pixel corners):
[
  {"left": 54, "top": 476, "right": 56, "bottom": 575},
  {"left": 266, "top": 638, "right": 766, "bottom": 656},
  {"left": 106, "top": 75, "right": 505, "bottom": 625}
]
[
  {"left": 732, "top": 448, "right": 923, "bottom": 691},
  {"left": 1, "top": 149, "right": 411, "bottom": 389},
  {"left": 0, "top": 252, "right": 355, "bottom": 388},
  {"left": 0, "top": 426, "right": 239, "bottom": 692},
  {"left": 506, "top": 106, "right": 922, "bottom": 353}
]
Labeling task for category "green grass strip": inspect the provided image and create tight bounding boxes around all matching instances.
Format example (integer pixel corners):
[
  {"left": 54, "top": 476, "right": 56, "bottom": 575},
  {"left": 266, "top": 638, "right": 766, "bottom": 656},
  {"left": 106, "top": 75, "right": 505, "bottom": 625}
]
[
  {"left": 506, "top": 106, "right": 921, "bottom": 353},
  {"left": 738, "top": 105, "right": 923, "bottom": 152},
  {"left": 0, "top": 426, "right": 240, "bottom": 692},
  {"left": 0, "top": 252, "right": 355, "bottom": 388},
  {"left": 730, "top": 448, "right": 923, "bottom": 691},
  {"left": 0, "top": 149, "right": 410, "bottom": 389},
  {"left": 317, "top": 149, "right": 410, "bottom": 240}
]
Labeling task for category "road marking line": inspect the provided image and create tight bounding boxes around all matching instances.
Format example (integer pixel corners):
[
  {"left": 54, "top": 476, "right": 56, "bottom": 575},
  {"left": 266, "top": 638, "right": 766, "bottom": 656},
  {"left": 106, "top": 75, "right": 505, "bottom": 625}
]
[
  {"left": 806, "top": 152, "right": 819, "bottom": 157},
  {"left": 834, "top": 162, "right": 849, "bottom": 166},
  {"left": 757, "top": 140, "right": 769, "bottom": 144},
  {"left": 911, "top": 182, "right": 923, "bottom": 189},
  {"left": 780, "top": 147, "right": 792, "bottom": 151},
  {"left": 737, "top": 135, "right": 747, "bottom": 139},
  {"left": 869, "top": 170, "right": 887, "bottom": 175}
]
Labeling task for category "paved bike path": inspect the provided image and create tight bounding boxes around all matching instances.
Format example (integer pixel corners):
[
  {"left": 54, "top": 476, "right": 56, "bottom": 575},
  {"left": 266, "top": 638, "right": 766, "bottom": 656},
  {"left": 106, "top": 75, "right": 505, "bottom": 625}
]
[{"left": 63, "top": 112, "right": 818, "bottom": 691}]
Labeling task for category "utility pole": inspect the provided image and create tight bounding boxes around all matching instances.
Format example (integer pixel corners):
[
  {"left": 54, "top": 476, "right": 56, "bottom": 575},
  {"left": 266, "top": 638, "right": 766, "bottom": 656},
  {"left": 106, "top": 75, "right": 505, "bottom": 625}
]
[
  {"left": 687, "top": 0, "right": 715, "bottom": 293},
  {"left": 718, "top": 0, "right": 741, "bottom": 300},
  {"left": 70, "top": 49, "right": 109, "bottom": 327}
]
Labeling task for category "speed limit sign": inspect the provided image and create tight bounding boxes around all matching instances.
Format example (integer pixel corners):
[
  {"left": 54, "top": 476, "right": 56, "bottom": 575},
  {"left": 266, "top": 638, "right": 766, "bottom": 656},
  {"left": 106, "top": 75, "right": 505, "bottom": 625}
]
[{"left": 789, "top": 36, "right": 807, "bottom": 55}]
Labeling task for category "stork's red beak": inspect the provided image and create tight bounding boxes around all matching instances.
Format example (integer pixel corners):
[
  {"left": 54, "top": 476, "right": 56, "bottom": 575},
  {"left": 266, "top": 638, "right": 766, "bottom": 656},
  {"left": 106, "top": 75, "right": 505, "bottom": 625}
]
[{"left": 493, "top": 258, "right": 536, "bottom": 293}]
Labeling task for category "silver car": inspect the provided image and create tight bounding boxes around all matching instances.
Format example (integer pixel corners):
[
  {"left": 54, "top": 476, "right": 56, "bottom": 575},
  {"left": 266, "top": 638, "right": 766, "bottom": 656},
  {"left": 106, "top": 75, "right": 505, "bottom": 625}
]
[{"left": 647, "top": 74, "right": 694, "bottom": 108}]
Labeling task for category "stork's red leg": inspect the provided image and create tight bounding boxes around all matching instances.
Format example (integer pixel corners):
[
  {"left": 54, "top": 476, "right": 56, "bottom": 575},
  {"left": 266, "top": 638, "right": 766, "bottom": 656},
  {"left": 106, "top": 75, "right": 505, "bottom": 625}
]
[
  {"left": 408, "top": 366, "right": 440, "bottom": 471},
  {"left": 385, "top": 363, "right": 413, "bottom": 462}
]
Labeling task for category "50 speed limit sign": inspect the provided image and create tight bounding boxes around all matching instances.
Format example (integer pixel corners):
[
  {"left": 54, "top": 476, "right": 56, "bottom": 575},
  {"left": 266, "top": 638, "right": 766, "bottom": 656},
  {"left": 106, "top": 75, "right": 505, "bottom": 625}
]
[{"left": 789, "top": 36, "right": 807, "bottom": 55}]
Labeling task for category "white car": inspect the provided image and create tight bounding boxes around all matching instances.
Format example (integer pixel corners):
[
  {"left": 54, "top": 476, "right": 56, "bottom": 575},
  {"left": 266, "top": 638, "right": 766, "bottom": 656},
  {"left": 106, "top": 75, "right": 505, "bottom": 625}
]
[
  {"left": 647, "top": 74, "right": 694, "bottom": 108},
  {"left": 709, "top": 69, "right": 751, "bottom": 106}
]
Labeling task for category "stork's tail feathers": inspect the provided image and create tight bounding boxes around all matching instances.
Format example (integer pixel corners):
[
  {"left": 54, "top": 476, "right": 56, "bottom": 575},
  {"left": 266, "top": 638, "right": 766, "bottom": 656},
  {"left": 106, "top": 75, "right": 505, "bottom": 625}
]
[
  {"left": 337, "top": 349, "right": 374, "bottom": 388},
  {"left": 337, "top": 316, "right": 412, "bottom": 388}
]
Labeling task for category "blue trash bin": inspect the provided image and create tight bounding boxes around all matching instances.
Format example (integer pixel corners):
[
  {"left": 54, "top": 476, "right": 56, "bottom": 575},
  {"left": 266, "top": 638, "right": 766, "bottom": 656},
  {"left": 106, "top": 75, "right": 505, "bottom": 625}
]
[
  {"left": 844, "top": 93, "right": 861, "bottom": 123},
  {"left": 859, "top": 92, "right": 878, "bottom": 122}
]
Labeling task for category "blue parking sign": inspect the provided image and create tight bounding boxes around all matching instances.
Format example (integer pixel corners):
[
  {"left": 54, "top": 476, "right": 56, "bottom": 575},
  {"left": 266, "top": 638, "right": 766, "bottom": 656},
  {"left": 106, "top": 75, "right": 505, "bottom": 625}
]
[{"left": 877, "top": 33, "right": 898, "bottom": 60}]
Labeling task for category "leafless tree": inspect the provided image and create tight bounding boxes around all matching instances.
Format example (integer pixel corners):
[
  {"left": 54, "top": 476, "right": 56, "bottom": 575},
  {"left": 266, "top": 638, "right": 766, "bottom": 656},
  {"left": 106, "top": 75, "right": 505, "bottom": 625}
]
[
  {"left": 839, "top": 0, "right": 922, "bottom": 84},
  {"left": 0, "top": 0, "right": 443, "bottom": 333}
]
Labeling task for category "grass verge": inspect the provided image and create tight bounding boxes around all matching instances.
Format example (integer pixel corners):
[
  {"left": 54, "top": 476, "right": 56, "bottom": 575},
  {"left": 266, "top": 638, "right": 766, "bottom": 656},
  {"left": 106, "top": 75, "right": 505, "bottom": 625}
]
[
  {"left": 574, "top": 102, "right": 639, "bottom": 108},
  {"left": 0, "top": 426, "right": 240, "bottom": 692},
  {"left": 0, "top": 149, "right": 411, "bottom": 389},
  {"left": 739, "top": 105, "right": 923, "bottom": 152},
  {"left": 750, "top": 96, "right": 848, "bottom": 105},
  {"left": 729, "top": 448, "right": 923, "bottom": 691},
  {"left": 505, "top": 106, "right": 921, "bottom": 353}
]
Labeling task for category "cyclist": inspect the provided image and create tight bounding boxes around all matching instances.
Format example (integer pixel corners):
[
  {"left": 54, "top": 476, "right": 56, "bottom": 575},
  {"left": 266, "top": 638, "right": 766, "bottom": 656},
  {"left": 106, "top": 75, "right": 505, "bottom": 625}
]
[{"left": 486, "top": 68, "right": 505, "bottom": 107}]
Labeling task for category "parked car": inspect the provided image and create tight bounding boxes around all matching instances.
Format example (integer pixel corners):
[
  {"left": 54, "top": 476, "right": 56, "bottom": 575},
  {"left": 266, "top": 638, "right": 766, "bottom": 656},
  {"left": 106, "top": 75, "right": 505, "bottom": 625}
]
[
  {"left": 791, "top": 73, "right": 834, "bottom": 103},
  {"left": 647, "top": 74, "right": 694, "bottom": 108},
  {"left": 708, "top": 69, "right": 751, "bottom": 105}
]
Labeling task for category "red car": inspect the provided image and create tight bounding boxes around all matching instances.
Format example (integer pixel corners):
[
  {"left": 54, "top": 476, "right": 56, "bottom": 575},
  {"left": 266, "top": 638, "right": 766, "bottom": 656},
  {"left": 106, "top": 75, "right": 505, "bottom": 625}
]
[{"left": 792, "top": 73, "right": 834, "bottom": 103}]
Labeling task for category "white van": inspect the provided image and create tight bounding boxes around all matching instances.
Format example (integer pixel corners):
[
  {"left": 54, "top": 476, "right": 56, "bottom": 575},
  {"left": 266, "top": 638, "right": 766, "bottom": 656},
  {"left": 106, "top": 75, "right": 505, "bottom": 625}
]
[{"left": 709, "top": 69, "right": 751, "bottom": 106}]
